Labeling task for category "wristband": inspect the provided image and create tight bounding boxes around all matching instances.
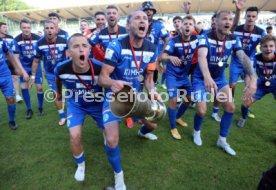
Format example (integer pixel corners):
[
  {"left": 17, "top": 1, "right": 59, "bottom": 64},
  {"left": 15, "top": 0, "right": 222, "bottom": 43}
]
[{"left": 31, "top": 75, "right": 35, "bottom": 80}]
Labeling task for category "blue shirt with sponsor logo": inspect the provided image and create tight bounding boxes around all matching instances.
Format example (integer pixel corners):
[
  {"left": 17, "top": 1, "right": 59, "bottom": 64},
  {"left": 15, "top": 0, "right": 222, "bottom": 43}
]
[
  {"left": 0, "top": 38, "right": 11, "bottom": 77},
  {"left": 104, "top": 35, "right": 158, "bottom": 92},
  {"left": 89, "top": 25, "right": 128, "bottom": 50},
  {"left": 164, "top": 34, "right": 199, "bottom": 78},
  {"left": 34, "top": 36, "right": 68, "bottom": 74},
  {"left": 254, "top": 52, "right": 276, "bottom": 86},
  {"left": 146, "top": 20, "right": 170, "bottom": 53},
  {"left": 54, "top": 58, "right": 103, "bottom": 106},
  {"left": 231, "top": 24, "right": 266, "bottom": 65},
  {"left": 194, "top": 31, "right": 242, "bottom": 80},
  {"left": 14, "top": 33, "right": 41, "bottom": 71}
]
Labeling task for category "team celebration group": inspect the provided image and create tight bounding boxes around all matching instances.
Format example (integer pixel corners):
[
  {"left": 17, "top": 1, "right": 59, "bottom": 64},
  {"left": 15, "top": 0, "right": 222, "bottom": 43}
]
[{"left": 0, "top": 0, "right": 275, "bottom": 189}]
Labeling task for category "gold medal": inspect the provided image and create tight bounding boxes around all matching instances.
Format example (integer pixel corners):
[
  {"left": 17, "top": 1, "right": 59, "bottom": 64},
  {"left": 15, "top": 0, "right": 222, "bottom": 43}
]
[
  {"left": 183, "top": 60, "right": 187, "bottom": 65},
  {"left": 138, "top": 75, "right": 144, "bottom": 82},
  {"left": 265, "top": 81, "right": 271, "bottom": 87},
  {"left": 51, "top": 59, "right": 55, "bottom": 64},
  {"left": 27, "top": 54, "right": 32, "bottom": 59},
  {"left": 218, "top": 61, "right": 224, "bottom": 67}
]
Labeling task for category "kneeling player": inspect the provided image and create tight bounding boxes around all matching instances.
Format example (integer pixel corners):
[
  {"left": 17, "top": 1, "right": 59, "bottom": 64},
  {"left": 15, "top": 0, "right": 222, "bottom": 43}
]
[
  {"left": 55, "top": 34, "right": 104, "bottom": 182},
  {"left": 237, "top": 35, "right": 276, "bottom": 127}
]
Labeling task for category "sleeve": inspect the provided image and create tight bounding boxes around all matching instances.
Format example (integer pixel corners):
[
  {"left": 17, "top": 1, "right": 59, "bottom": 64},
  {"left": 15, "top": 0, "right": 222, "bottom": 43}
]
[
  {"left": 2, "top": 40, "right": 9, "bottom": 53},
  {"left": 104, "top": 41, "right": 121, "bottom": 67},
  {"left": 159, "top": 23, "right": 170, "bottom": 40},
  {"left": 89, "top": 32, "right": 100, "bottom": 46},
  {"left": 147, "top": 46, "right": 158, "bottom": 71},
  {"left": 34, "top": 44, "right": 41, "bottom": 58},
  {"left": 198, "top": 35, "right": 208, "bottom": 49},
  {"left": 12, "top": 39, "right": 20, "bottom": 54},
  {"left": 164, "top": 38, "right": 175, "bottom": 55},
  {"left": 233, "top": 36, "right": 243, "bottom": 52}
]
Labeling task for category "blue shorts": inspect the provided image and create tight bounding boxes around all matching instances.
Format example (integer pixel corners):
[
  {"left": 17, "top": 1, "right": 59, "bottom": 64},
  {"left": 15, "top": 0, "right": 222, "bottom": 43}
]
[
  {"left": 229, "top": 62, "right": 244, "bottom": 84},
  {"left": 102, "top": 97, "right": 141, "bottom": 127},
  {"left": 45, "top": 73, "right": 57, "bottom": 91},
  {"left": 67, "top": 101, "right": 104, "bottom": 129},
  {"left": 253, "top": 84, "right": 276, "bottom": 100},
  {"left": 20, "top": 66, "right": 43, "bottom": 84},
  {"left": 166, "top": 75, "right": 192, "bottom": 99},
  {"left": 0, "top": 74, "right": 14, "bottom": 97},
  {"left": 192, "top": 76, "right": 228, "bottom": 102}
]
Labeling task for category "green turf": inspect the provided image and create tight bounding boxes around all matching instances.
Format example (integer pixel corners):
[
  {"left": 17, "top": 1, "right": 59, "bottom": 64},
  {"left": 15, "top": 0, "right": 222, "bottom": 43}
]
[{"left": 0, "top": 75, "right": 276, "bottom": 190}]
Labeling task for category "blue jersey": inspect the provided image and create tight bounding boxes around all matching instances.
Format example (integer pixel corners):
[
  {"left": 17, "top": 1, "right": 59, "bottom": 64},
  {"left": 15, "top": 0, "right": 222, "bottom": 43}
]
[
  {"left": 89, "top": 25, "right": 128, "bottom": 50},
  {"left": 193, "top": 31, "right": 242, "bottom": 80},
  {"left": 14, "top": 33, "right": 41, "bottom": 70},
  {"left": 0, "top": 38, "right": 11, "bottom": 77},
  {"left": 34, "top": 36, "right": 67, "bottom": 74},
  {"left": 2, "top": 35, "right": 17, "bottom": 63},
  {"left": 165, "top": 34, "right": 199, "bottom": 78},
  {"left": 254, "top": 52, "right": 276, "bottom": 86},
  {"left": 104, "top": 35, "right": 158, "bottom": 92},
  {"left": 57, "top": 29, "right": 69, "bottom": 40},
  {"left": 55, "top": 58, "right": 103, "bottom": 107},
  {"left": 146, "top": 20, "right": 170, "bottom": 53},
  {"left": 231, "top": 25, "right": 266, "bottom": 64}
]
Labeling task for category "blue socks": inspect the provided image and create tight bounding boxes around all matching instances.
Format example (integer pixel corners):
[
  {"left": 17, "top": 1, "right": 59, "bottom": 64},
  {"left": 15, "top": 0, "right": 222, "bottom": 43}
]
[
  {"left": 37, "top": 91, "right": 44, "bottom": 109},
  {"left": 8, "top": 104, "right": 16, "bottom": 122},
  {"left": 140, "top": 125, "right": 153, "bottom": 135},
  {"left": 213, "top": 107, "right": 219, "bottom": 114},
  {"left": 176, "top": 103, "right": 188, "bottom": 119},
  {"left": 161, "top": 73, "right": 166, "bottom": 84},
  {"left": 58, "top": 109, "right": 66, "bottom": 119},
  {"left": 73, "top": 152, "right": 85, "bottom": 164},
  {"left": 168, "top": 107, "right": 176, "bottom": 129},
  {"left": 105, "top": 145, "right": 122, "bottom": 173},
  {"left": 241, "top": 105, "right": 248, "bottom": 120},
  {"left": 220, "top": 111, "right": 234, "bottom": 137},
  {"left": 22, "top": 89, "right": 31, "bottom": 110},
  {"left": 194, "top": 113, "right": 204, "bottom": 131}
]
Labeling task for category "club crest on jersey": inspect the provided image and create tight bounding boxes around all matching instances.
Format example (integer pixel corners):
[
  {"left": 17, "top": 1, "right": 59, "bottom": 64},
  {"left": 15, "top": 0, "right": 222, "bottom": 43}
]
[
  {"left": 252, "top": 36, "right": 258, "bottom": 42},
  {"left": 143, "top": 55, "right": 151, "bottom": 63},
  {"left": 59, "top": 46, "right": 64, "bottom": 51},
  {"left": 191, "top": 41, "right": 196, "bottom": 49},
  {"left": 225, "top": 41, "right": 232, "bottom": 49}
]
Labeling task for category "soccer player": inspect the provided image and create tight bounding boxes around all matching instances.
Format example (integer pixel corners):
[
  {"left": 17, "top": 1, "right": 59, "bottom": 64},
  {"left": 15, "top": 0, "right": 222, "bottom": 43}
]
[
  {"left": 89, "top": 5, "right": 128, "bottom": 50},
  {"left": 192, "top": 10, "right": 257, "bottom": 156},
  {"left": 229, "top": 7, "right": 266, "bottom": 119},
  {"left": 161, "top": 15, "right": 199, "bottom": 139},
  {"left": 29, "top": 20, "right": 68, "bottom": 126},
  {"left": 0, "top": 34, "right": 28, "bottom": 129},
  {"left": 79, "top": 19, "right": 90, "bottom": 36},
  {"left": 141, "top": 1, "right": 170, "bottom": 83},
  {"left": 48, "top": 12, "right": 69, "bottom": 39},
  {"left": 90, "top": 5, "right": 133, "bottom": 129},
  {"left": 98, "top": 10, "right": 161, "bottom": 189},
  {"left": 0, "top": 22, "right": 23, "bottom": 103},
  {"left": 14, "top": 19, "right": 44, "bottom": 119},
  {"left": 93, "top": 11, "right": 107, "bottom": 33},
  {"left": 55, "top": 33, "right": 105, "bottom": 182},
  {"left": 266, "top": 26, "right": 273, "bottom": 36},
  {"left": 237, "top": 35, "right": 276, "bottom": 127}
]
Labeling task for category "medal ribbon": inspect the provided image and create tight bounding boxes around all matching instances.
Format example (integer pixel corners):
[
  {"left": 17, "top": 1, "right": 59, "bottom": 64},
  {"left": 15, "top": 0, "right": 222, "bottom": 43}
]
[
  {"left": 242, "top": 28, "right": 253, "bottom": 48},
  {"left": 22, "top": 34, "right": 32, "bottom": 56},
  {"left": 215, "top": 34, "right": 226, "bottom": 63},
  {"left": 108, "top": 25, "right": 118, "bottom": 41},
  {"left": 46, "top": 38, "right": 57, "bottom": 59},
  {"left": 129, "top": 40, "right": 143, "bottom": 72},
  {"left": 73, "top": 59, "right": 95, "bottom": 90},
  {"left": 181, "top": 39, "right": 190, "bottom": 63}
]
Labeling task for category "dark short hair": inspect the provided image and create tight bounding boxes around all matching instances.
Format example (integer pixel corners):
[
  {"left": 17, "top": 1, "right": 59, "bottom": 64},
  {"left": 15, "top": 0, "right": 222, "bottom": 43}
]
[
  {"left": 0, "top": 22, "right": 7, "bottom": 28},
  {"left": 106, "top": 5, "right": 118, "bottom": 12},
  {"left": 20, "top": 18, "right": 31, "bottom": 27},
  {"left": 173, "top": 16, "right": 182, "bottom": 23},
  {"left": 68, "top": 33, "right": 89, "bottom": 48},
  {"left": 260, "top": 35, "right": 276, "bottom": 46},
  {"left": 48, "top": 12, "right": 61, "bottom": 20},
  {"left": 95, "top": 11, "right": 105, "bottom": 18},
  {"left": 246, "top": 7, "right": 259, "bottom": 14},
  {"left": 183, "top": 15, "right": 196, "bottom": 24},
  {"left": 211, "top": 13, "right": 217, "bottom": 20},
  {"left": 266, "top": 26, "right": 273, "bottom": 30}
]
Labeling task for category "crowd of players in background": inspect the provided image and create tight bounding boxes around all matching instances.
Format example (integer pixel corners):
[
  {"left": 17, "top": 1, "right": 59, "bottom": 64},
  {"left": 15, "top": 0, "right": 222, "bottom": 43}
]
[{"left": 0, "top": 0, "right": 276, "bottom": 189}]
